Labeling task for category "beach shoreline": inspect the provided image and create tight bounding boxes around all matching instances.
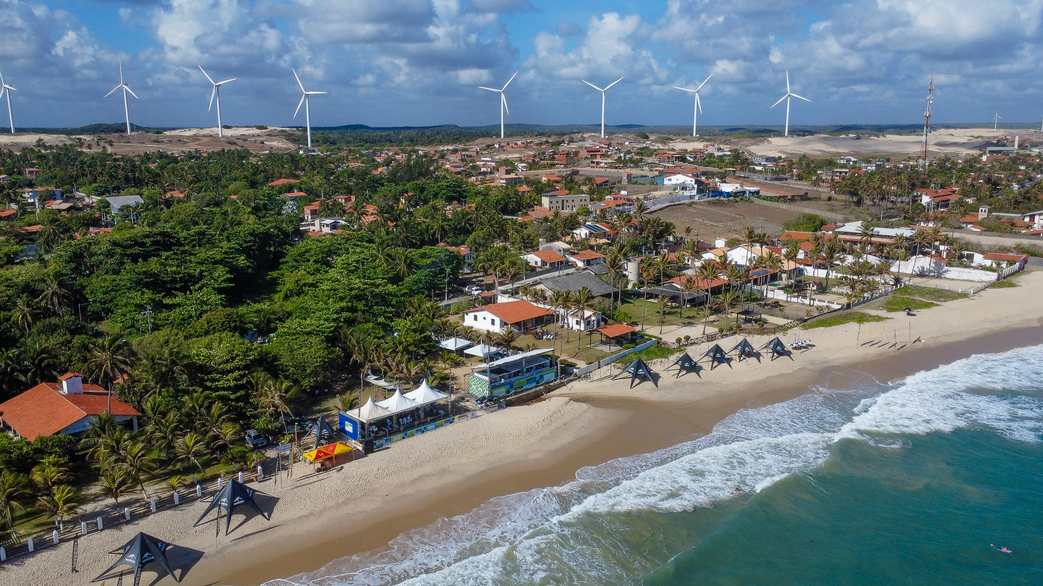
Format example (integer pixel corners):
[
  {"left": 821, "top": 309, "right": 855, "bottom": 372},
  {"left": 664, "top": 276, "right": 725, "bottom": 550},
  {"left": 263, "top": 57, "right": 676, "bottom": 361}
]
[{"left": 4, "top": 271, "right": 1043, "bottom": 586}]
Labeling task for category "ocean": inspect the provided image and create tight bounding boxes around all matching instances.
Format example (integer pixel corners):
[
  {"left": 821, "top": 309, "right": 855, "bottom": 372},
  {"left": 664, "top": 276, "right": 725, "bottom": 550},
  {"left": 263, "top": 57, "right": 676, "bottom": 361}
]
[{"left": 269, "top": 344, "right": 1043, "bottom": 586}]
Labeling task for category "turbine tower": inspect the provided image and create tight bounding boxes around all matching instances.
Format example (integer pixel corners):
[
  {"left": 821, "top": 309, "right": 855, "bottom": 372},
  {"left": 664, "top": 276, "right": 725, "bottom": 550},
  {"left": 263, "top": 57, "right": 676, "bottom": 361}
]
[
  {"left": 293, "top": 69, "right": 326, "bottom": 149},
  {"left": 919, "top": 76, "right": 934, "bottom": 178},
  {"left": 0, "top": 69, "right": 15, "bottom": 134},
  {"left": 993, "top": 112, "right": 1002, "bottom": 130},
  {"left": 198, "top": 65, "right": 236, "bottom": 137},
  {"left": 769, "top": 71, "right": 810, "bottom": 137},
  {"left": 478, "top": 72, "right": 518, "bottom": 139},
  {"left": 105, "top": 60, "right": 139, "bottom": 136},
  {"left": 581, "top": 77, "right": 624, "bottom": 138},
  {"left": 674, "top": 74, "right": 713, "bottom": 137}
]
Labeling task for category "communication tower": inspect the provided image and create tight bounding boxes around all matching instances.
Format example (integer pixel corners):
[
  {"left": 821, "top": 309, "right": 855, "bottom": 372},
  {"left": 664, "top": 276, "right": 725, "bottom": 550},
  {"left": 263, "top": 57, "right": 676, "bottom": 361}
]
[{"left": 919, "top": 76, "right": 934, "bottom": 177}]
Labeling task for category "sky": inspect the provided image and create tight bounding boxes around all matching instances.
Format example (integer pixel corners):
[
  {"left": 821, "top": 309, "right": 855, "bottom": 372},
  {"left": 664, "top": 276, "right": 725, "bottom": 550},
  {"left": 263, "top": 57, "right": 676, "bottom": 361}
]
[{"left": 1, "top": 0, "right": 1042, "bottom": 130}]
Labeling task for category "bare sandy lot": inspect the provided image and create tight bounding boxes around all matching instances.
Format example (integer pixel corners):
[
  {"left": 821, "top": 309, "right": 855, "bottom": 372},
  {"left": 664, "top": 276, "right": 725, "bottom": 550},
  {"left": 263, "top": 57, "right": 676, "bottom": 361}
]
[
  {"left": 651, "top": 200, "right": 802, "bottom": 240},
  {"left": 0, "top": 127, "right": 301, "bottom": 155},
  {"left": 741, "top": 128, "right": 1037, "bottom": 159}
]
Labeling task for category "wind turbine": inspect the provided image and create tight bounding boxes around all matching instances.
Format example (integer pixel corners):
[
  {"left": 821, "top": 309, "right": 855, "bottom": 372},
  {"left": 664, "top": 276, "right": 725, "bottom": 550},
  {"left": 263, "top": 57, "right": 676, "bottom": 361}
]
[
  {"left": 581, "top": 77, "right": 624, "bottom": 138},
  {"left": 198, "top": 65, "right": 236, "bottom": 137},
  {"left": 674, "top": 74, "right": 713, "bottom": 137},
  {"left": 478, "top": 72, "right": 517, "bottom": 139},
  {"left": 770, "top": 71, "right": 811, "bottom": 137},
  {"left": 0, "top": 69, "right": 15, "bottom": 134},
  {"left": 104, "top": 60, "right": 139, "bottom": 136},
  {"left": 293, "top": 69, "right": 326, "bottom": 149},
  {"left": 993, "top": 112, "right": 1002, "bottom": 130}
]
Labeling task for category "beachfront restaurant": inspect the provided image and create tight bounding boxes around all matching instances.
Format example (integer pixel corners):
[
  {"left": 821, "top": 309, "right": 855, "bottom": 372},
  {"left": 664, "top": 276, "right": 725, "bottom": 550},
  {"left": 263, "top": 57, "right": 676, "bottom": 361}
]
[
  {"left": 469, "top": 348, "right": 557, "bottom": 401},
  {"left": 339, "top": 380, "right": 450, "bottom": 447}
]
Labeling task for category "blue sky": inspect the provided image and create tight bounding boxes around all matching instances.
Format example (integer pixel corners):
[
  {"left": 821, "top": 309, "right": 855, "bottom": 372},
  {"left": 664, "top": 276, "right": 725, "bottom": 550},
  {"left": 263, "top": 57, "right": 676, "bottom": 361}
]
[{"left": 2, "top": 0, "right": 1042, "bottom": 130}]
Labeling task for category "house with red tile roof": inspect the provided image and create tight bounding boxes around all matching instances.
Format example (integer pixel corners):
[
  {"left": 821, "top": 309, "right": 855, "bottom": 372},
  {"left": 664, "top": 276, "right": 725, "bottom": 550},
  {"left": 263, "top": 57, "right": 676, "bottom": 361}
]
[
  {"left": 268, "top": 178, "right": 300, "bottom": 187},
  {"left": 523, "top": 249, "right": 569, "bottom": 269},
  {"left": 0, "top": 374, "right": 140, "bottom": 440},
  {"left": 567, "top": 249, "right": 606, "bottom": 268},
  {"left": 463, "top": 300, "right": 555, "bottom": 334}
]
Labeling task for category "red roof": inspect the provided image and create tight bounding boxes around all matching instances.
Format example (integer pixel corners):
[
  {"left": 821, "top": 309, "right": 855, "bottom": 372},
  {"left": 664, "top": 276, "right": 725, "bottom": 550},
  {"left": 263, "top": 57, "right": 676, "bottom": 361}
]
[
  {"left": 597, "top": 323, "right": 635, "bottom": 338},
  {"left": 268, "top": 178, "right": 300, "bottom": 187},
  {"left": 666, "top": 275, "right": 726, "bottom": 289},
  {"left": 569, "top": 250, "right": 605, "bottom": 261},
  {"left": 465, "top": 300, "right": 554, "bottom": 325},
  {"left": 983, "top": 252, "right": 1028, "bottom": 262},
  {"left": 531, "top": 249, "right": 567, "bottom": 264},
  {"left": 0, "top": 381, "right": 140, "bottom": 440}
]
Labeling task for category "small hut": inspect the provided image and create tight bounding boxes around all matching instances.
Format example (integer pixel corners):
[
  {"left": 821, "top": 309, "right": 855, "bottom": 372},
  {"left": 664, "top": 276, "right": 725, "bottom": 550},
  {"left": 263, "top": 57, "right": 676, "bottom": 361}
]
[
  {"left": 730, "top": 338, "right": 760, "bottom": 362},
  {"left": 701, "top": 344, "right": 729, "bottom": 370},
  {"left": 613, "top": 357, "right": 657, "bottom": 388},
  {"left": 763, "top": 337, "right": 792, "bottom": 361},
  {"left": 93, "top": 532, "right": 180, "bottom": 586},
  {"left": 667, "top": 353, "right": 699, "bottom": 378},
  {"left": 195, "top": 480, "right": 270, "bottom": 535}
]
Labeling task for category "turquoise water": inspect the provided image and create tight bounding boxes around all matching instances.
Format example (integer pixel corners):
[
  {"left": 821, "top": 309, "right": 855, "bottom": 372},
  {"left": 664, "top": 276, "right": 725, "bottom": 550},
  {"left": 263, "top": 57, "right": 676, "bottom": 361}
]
[{"left": 270, "top": 344, "right": 1043, "bottom": 586}]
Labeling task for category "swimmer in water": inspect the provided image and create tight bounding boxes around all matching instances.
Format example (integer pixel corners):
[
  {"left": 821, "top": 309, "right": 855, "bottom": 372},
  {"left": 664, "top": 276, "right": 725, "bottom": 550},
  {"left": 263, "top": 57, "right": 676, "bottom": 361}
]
[{"left": 991, "top": 544, "right": 1012, "bottom": 554}]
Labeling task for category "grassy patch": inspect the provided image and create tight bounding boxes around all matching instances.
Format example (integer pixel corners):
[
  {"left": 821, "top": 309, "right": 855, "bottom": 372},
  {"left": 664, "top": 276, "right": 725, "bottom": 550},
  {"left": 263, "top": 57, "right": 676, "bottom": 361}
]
[
  {"left": 618, "top": 343, "right": 679, "bottom": 364},
  {"left": 990, "top": 279, "right": 1019, "bottom": 289},
  {"left": 899, "top": 285, "right": 968, "bottom": 302},
  {"left": 801, "top": 311, "right": 890, "bottom": 330},
  {"left": 881, "top": 296, "right": 939, "bottom": 313}
]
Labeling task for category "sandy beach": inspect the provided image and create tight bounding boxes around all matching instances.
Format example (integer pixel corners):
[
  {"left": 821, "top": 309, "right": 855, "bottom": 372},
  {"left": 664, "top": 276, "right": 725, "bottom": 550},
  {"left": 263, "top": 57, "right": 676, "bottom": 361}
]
[{"left": 3, "top": 270, "right": 1043, "bottom": 586}]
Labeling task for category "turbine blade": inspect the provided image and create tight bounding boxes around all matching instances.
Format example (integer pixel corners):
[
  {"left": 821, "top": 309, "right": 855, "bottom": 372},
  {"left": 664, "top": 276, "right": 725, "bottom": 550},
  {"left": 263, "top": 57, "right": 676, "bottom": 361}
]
[
  {"left": 306, "top": 91, "right": 326, "bottom": 95},
  {"left": 105, "top": 85, "right": 121, "bottom": 98},
  {"left": 125, "top": 86, "right": 139, "bottom": 100},
  {"left": 696, "top": 73, "right": 713, "bottom": 91},
  {"left": 0, "top": 70, "right": 5, "bottom": 87},
  {"left": 216, "top": 78, "right": 237, "bottom": 85},
  {"left": 582, "top": 80, "right": 603, "bottom": 91},
  {"left": 478, "top": 86, "right": 498, "bottom": 92},
  {"left": 293, "top": 69, "right": 306, "bottom": 93},
  {"left": 791, "top": 93, "right": 811, "bottom": 103},
  {"left": 696, "top": 93, "right": 703, "bottom": 114},
  {"left": 770, "top": 94, "right": 788, "bottom": 109},
  {"left": 294, "top": 94, "right": 306, "bottom": 119},
  {"left": 208, "top": 86, "right": 216, "bottom": 112},
  {"left": 604, "top": 76, "right": 624, "bottom": 90},
  {"left": 786, "top": 71, "right": 790, "bottom": 93},
  {"left": 198, "top": 65, "right": 215, "bottom": 85},
  {"left": 119, "top": 58, "right": 124, "bottom": 84},
  {"left": 673, "top": 87, "right": 695, "bottom": 93},
  {"left": 502, "top": 93, "right": 510, "bottom": 116},
  {"left": 501, "top": 71, "right": 518, "bottom": 91}
]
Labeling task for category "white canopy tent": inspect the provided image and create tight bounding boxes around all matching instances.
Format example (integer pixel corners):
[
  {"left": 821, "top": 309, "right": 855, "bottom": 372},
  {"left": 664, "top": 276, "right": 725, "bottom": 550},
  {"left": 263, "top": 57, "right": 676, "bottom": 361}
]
[
  {"left": 465, "top": 344, "right": 499, "bottom": 358},
  {"left": 377, "top": 389, "right": 417, "bottom": 413},
  {"left": 405, "top": 379, "right": 449, "bottom": 405},
  {"left": 439, "top": 337, "right": 473, "bottom": 351},
  {"left": 355, "top": 398, "right": 393, "bottom": 423}
]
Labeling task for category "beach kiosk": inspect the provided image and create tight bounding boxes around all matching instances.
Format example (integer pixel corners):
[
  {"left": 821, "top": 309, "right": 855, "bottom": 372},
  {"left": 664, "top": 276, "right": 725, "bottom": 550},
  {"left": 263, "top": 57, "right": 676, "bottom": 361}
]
[
  {"left": 469, "top": 348, "right": 557, "bottom": 400},
  {"left": 340, "top": 380, "right": 450, "bottom": 451}
]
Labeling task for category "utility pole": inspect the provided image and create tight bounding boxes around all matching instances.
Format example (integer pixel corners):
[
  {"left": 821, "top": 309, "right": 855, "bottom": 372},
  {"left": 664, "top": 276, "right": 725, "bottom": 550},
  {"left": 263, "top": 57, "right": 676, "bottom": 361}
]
[{"left": 919, "top": 76, "right": 934, "bottom": 180}]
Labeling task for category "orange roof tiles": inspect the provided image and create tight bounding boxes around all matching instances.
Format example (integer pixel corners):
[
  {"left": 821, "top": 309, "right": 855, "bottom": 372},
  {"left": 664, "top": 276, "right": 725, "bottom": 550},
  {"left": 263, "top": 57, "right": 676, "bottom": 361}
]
[
  {"left": 0, "top": 381, "right": 140, "bottom": 440},
  {"left": 532, "top": 249, "right": 567, "bottom": 264},
  {"left": 465, "top": 300, "right": 554, "bottom": 324}
]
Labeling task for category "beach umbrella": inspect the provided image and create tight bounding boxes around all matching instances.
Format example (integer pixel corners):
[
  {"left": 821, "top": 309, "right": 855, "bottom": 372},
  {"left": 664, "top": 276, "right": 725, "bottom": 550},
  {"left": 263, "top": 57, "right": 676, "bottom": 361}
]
[
  {"left": 93, "top": 532, "right": 179, "bottom": 586},
  {"left": 612, "top": 357, "right": 657, "bottom": 388},
  {"left": 667, "top": 352, "right": 699, "bottom": 378},
  {"left": 701, "top": 344, "right": 729, "bottom": 369},
  {"left": 195, "top": 479, "right": 270, "bottom": 535},
  {"left": 763, "top": 337, "right": 792, "bottom": 361},
  {"left": 303, "top": 441, "right": 352, "bottom": 462},
  {"left": 730, "top": 338, "right": 759, "bottom": 362}
]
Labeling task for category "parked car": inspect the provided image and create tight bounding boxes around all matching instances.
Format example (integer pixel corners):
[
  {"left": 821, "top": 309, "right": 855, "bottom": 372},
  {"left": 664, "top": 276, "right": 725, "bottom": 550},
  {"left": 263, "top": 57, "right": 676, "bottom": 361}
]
[{"left": 245, "top": 429, "right": 268, "bottom": 448}]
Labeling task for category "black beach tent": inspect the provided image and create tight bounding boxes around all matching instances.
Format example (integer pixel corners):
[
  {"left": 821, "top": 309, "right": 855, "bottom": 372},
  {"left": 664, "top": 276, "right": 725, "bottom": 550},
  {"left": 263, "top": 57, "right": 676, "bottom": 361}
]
[
  {"left": 195, "top": 479, "right": 270, "bottom": 535},
  {"left": 309, "top": 417, "right": 338, "bottom": 449},
  {"left": 731, "top": 338, "right": 760, "bottom": 362},
  {"left": 93, "top": 532, "right": 179, "bottom": 586},
  {"left": 613, "top": 357, "right": 657, "bottom": 388},
  {"left": 667, "top": 353, "right": 699, "bottom": 378},
  {"left": 702, "top": 344, "right": 729, "bottom": 369},
  {"left": 764, "top": 337, "right": 792, "bottom": 360}
]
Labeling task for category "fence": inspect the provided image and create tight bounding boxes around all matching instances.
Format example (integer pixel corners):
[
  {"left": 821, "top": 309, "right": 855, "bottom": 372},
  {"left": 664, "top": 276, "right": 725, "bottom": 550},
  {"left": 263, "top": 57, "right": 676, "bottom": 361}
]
[
  {"left": 0, "top": 466, "right": 269, "bottom": 565},
  {"left": 574, "top": 339, "right": 658, "bottom": 377}
]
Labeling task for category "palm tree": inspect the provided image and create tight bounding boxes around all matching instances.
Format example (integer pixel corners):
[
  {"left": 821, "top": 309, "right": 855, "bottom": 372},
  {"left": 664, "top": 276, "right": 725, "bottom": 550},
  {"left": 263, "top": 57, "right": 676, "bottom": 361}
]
[
  {"left": 37, "top": 484, "right": 83, "bottom": 528},
  {"left": 719, "top": 290, "right": 738, "bottom": 329},
  {"left": 98, "top": 467, "right": 133, "bottom": 508},
  {"left": 0, "top": 470, "right": 27, "bottom": 539},
  {"left": 87, "top": 335, "right": 134, "bottom": 413},
  {"left": 605, "top": 248, "right": 625, "bottom": 313},
  {"left": 657, "top": 295, "right": 670, "bottom": 335},
  {"left": 257, "top": 377, "right": 297, "bottom": 423},
  {"left": 496, "top": 329, "right": 521, "bottom": 354},
  {"left": 121, "top": 441, "right": 158, "bottom": 495},
  {"left": 31, "top": 458, "right": 70, "bottom": 494},
  {"left": 821, "top": 240, "right": 842, "bottom": 290},
  {"left": 572, "top": 288, "right": 593, "bottom": 351},
  {"left": 11, "top": 296, "right": 34, "bottom": 333},
  {"left": 210, "top": 422, "right": 242, "bottom": 454},
  {"left": 174, "top": 433, "right": 206, "bottom": 475},
  {"left": 697, "top": 261, "right": 721, "bottom": 335},
  {"left": 37, "top": 273, "right": 74, "bottom": 318}
]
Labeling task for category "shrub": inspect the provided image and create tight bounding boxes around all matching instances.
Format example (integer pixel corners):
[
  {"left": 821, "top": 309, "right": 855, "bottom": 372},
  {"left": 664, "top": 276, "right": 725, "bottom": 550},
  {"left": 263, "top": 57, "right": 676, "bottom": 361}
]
[
  {"left": 676, "top": 337, "right": 683, "bottom": 344},
  {"left": 622, "top": 344, "right": 635, "bottom": 350}
]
